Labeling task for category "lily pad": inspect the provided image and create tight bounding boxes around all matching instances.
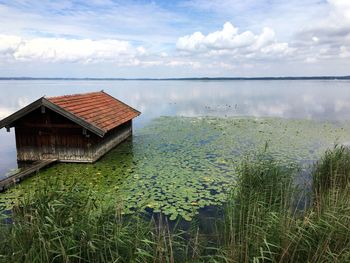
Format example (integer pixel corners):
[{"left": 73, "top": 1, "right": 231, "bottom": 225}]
[{"left": 1, "top": 116, "right": 350, "bottom": 220}]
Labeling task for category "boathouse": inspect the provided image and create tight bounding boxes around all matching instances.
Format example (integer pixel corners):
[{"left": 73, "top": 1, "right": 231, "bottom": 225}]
[{"left": 0, "top": 91, "right": 140, "bottom": 163}]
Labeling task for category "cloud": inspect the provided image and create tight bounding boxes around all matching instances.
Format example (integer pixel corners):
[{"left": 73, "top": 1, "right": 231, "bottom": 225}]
[
  {"left": 0, "top": 0, "right": 350, "bottom": 77},
  {"left": 339, "top": 46, "right": 350, "bottom": 58},
  {"left": 0, "top": 1, "right": 189, "bottom": 45},
  {"left": 329, "top": 0, "right": 350, "bottom": 22},
  {"left": 182, "top": 1, "right": 327, "bottom": 37},
  {"left": 294, "top": 0, "right": 350, "bottom": 60},
  {"left": 0, "top": 34, "right": 146, "bottom": 64},
  {"left": 176, "top": 22, "right": 293, "bottom": 58},
  {"left": 166, "top": 60, "right": 201, "bottom": 68},
  {"left": 0, "top": 35, "right": 22, "bottom": 55}
]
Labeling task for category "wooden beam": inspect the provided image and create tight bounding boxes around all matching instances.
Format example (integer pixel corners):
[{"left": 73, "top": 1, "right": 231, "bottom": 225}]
[
  {"left": 5, "top": 126, "right": 10, "bottom": 132},
  {"left": 0, "top": 97, "right": 43, "bottom": 129},
  {"left": 0, "top": 96, "right": 109, "bottom": 137},
  {"left": 0, "top": 159, "right": 57, "bottom": 192},
  {"left": 42, "top": 99, "right": 106, "bottom": 137},
  {"left": 41, "top": 105, "right": 46, "bottom": 113},
  {"left": 16, "top": 123, "right": 81, "bottom": 129}
]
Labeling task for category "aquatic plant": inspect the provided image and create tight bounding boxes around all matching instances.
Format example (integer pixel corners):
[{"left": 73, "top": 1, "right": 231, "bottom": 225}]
[
  {"left": 0, "top": 179, "right": 172, "bottom": 262},
  {"left": 1, "top": 116, "right": 350, "bottom": 220},
  {"left": 219, "top": 148, "right": 350, "bottom": 262},
  {"left": 312, "top": 145, "right": 350, "bottom": 198},
  {"left": 220, "top": 154, "right": 298, "bottom": 262},
  {"left": 1, "top": 148, "right": 350, "bottom": 262}
]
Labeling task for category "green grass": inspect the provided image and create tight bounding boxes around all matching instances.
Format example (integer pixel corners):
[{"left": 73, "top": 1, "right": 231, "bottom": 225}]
[
  {"left": 1, "top": 147, "right": 350, "bottom": 262},
  {"left": 2, "top": 116, "right": 350, "bottom": 220},
  {"left": 0, "top": 178, "right": 217, "bottom": 263},
  {"left": 220, "top": 154, "right": 298, "bottom": 262},
  {"left": 219, "top": 146, "right": 350, "bottom": 263},
  {"left": 312, "top": 145, "right": 350, "bottom": 207},
  {"left": 0, "top": 179, "right": 154, "bottom": 262}
]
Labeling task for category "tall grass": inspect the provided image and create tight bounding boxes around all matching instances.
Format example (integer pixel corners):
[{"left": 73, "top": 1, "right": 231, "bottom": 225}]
[
  {"left": 220, "top": 147, "right": 350, "bottom": 262},
  {"left": 0, "top": 180, "right": 150, "bottom": 262},
  {"left": 0, "top": 179, "right": 197, "bottom": 263},
  {"left": 1, "top": 147, "right": 350, "bottom": 262},
  {"left": 221, "top": 155, "right": 299, "bottom": 262},
  {"left": 312, "top": 145, "right": 350, "bottom": 212}
]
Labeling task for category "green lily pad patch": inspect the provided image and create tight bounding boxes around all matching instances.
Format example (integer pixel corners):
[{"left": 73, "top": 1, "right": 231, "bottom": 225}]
[{"left": 1, "top": 116, "right": 350, "bottom": 220}]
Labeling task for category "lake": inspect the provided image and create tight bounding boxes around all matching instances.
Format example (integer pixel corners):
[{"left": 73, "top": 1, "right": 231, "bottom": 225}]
[
  {"left": 1, "top": 79, "right": 350, "bottom": 219},
  {"left": 1, "top": 79, "right": 350, "bottom": 178}
]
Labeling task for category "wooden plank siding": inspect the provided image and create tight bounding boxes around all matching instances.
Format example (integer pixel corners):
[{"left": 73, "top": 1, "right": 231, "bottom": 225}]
[
  {"left": 91, "top": 121, "right": 132, "bottom": 162},
  {"left": 13, "top": 107, "right": 132, "bottom": 163}
]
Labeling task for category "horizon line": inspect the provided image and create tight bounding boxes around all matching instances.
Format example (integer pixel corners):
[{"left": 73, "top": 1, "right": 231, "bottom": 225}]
[{"left": 0, "top": 76, "right": 350, "bottom": 81}]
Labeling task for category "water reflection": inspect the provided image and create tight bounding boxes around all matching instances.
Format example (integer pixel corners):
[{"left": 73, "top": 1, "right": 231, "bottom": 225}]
[
  {"left": 0, "top": 129, "right": 16, "bottom": 178},
  {"left": 0, "top": 79, "right": 350, "bottom": 176}
]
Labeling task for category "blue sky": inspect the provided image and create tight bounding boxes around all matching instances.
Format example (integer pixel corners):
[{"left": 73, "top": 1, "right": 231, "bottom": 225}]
[{"left": 0, "top": 0, "right": 349, "bottom": 77}]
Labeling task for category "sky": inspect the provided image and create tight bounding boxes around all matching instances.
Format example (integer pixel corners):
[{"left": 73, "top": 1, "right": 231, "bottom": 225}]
[{"left": 0, "top": 0, "right": 350, "bottom": 77}]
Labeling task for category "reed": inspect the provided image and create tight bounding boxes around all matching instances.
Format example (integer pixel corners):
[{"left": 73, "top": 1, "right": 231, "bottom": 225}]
[
  {"left": 219, "top": 147, "right": 350, "bottom": 262},
  {"left": 1, "top": 147, "right": 350, "bottom": 262},
  {"left": 220, "top": 154, "right": 298, "bottom": 262},
  {"left": 0, "top": 179, "right": 177, "bottom": 263}
]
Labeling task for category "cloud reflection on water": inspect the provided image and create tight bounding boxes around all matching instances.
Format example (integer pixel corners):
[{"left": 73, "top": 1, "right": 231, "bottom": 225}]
[{"left": 0, "top": 79, "right": 350, "bottom": 175}]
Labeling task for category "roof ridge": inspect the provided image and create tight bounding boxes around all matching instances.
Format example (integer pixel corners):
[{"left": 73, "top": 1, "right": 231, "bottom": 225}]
[
  {"left": 46, "top": 90, "right": 103, "bottom": 99},
  {"left": 0, "top": 91, "right": 140, "bottom": 136},
  {"left": 42, "top": 98, "right": 107, "bottom": 136},
  {"left": 45, "top": 91, "right": 139, "bottom": 134}
]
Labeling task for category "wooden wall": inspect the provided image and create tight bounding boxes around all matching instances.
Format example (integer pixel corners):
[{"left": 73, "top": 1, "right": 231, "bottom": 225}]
[
  {"left": 14, "top": 107, "right": 132, "bottom": 162},
  {"left": 91, "top": 121, "right": 132, "bottom": 162}
]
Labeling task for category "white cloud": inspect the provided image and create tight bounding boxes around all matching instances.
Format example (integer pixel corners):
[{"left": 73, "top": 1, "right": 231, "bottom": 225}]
[
  {"left": 176, "top": 22, "right": 293, "bottom": 58},
  {"left": 166, "top": 60, "right": 201, "bottom": 68},
  {"left": 339, "top": 46, "right": 350, "bottom": 58},
  {"left": 176, "top": 32, "right": 206, "bottom": 52},
  {"left": 329, "top": 0, "right": 350, "bottom": 22},
  {"left": 295, "top": 0, "right": 350, "bottom": 60},
  {"left": 0, "top": 1, "right": 350, "bottom": 77},
  {"left": 0, "top": 34, "right": 146, "bottom": 64},
  {"left": 305, "top": 57, "right": 318, "bottom": 63},
  {"left": 0, "top": 35, "right": 22, "bottom": 55},
  {"left": 0, "top": 1, "right": 189, "bottom": 46},
  {"left": 136, "top": 46, "right": 147, "bottom": 56}
]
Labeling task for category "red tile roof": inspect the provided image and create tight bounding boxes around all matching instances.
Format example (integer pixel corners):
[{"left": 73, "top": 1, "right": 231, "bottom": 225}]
[{"left": 47, "top": 91, "right": 140, "bottom": 134}]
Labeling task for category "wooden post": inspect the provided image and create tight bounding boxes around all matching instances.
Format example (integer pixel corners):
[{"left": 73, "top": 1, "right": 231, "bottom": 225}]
[{"left": 5, "top": 126, "right": 10, "bottom": 132}]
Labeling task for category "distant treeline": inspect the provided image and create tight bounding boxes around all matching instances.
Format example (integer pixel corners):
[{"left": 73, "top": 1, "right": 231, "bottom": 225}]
[{"left": 1, "top": 76, "right": 350, "bottom": 81}]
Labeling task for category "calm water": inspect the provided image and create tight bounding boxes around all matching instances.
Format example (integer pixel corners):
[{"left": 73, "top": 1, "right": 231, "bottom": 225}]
[{"left": 1, "top": 79, "right": 350, "bottom": 178}]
